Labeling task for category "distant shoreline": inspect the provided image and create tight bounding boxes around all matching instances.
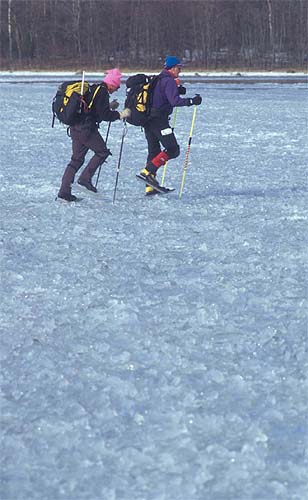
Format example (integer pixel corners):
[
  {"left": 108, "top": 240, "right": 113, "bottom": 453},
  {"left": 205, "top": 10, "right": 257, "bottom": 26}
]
[
  {"left": 1, "top": 69, "right": 307, "bottom": 76},
  {"left": 1, "top": 70, "right": 307, "bottom": 85}
]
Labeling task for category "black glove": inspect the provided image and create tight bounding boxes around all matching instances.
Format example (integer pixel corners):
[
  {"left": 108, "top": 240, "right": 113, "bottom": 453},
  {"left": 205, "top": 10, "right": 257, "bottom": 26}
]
[
  {"left": 188, "top": 94, "right": 202, "bottom": 106},
  {"left": 110, "top": 99, "right": 119, "bottom": 110},
  {"left": 178, "top": 85, "right": 186, "bottom": 95}
]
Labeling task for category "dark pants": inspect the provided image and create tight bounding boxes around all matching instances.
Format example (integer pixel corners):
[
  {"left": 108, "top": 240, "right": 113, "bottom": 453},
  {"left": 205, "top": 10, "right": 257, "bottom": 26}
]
[
  {"left": 144, "top": 115, "right": 180, "bottom": 164},
  {"left": 59, "top": 125, "right": 110, "bottom": 194}
]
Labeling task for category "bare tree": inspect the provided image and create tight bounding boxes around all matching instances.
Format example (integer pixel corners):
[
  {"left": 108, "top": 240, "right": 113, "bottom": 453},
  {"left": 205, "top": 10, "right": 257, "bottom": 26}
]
[
  {"left": 0, "top": 0, "right": 306, "bottom": 70},
  {"left": 7, "top": 0, "right": 13, "bottom": 61}
]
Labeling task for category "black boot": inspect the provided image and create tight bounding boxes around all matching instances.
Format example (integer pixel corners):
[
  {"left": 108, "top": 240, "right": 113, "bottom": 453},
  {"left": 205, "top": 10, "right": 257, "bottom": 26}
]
[
  {"left": 77, "top": 178, "right": 97, "bottom": 193},
  {"left": 57, "top": 191, "right": 78, "bottom": 202}
]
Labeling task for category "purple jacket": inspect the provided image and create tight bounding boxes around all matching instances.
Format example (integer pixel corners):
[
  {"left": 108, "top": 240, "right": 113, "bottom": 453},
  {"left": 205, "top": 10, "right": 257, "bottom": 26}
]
[{"left": 152, "top": 70, "right": 191, "bottom": 116}]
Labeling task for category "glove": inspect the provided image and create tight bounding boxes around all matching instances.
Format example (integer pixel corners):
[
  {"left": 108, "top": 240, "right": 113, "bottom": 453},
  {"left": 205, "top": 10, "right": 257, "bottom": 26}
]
[
  {"left": 188, "top": 94, "right": 202, "bottom": 106},
  {"left": 119, "top": 108, "right": 131, "bottom": 120},
  {"left": 178, "top": 85, "right": 186, "bottom": 95},
  {"left": 110, "top": 99, "right": 119, "bottom": 110}
]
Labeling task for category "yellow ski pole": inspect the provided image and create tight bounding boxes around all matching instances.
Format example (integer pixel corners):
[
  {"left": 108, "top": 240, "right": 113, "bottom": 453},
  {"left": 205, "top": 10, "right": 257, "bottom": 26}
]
[
  {"left": 179, "top": 105, "right": 198, "bottom": 198},
  {"left": 161, "top": 107, "right": 178, "bottom": 187}
]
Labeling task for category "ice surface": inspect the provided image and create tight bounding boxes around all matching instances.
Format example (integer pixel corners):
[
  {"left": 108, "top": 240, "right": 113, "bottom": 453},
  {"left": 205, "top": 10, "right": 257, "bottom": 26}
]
[{"left": 0, "top": 76, "right": 307, "bottom": 499}]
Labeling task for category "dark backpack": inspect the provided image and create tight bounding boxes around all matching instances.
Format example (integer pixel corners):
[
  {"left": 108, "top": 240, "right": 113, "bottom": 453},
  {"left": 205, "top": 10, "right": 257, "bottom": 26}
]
[
  {"left": 125, "top": 74, "right": 159, "bottom": 126},
  {"left": 52, "top": 80, "right": 101, "bottom": 127}
]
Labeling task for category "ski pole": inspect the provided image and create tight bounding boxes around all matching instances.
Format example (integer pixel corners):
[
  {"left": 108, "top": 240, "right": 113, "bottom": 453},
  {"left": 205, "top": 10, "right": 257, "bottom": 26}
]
[
  {"left": 161, "top": 107, "right": 178, "bottom": 187},
  {"left": 179, "top": 105, "right": 198, "bottom": 198},
  {"left": 77, "top": 70, "right": 86, "bottom": 118},
  {"left": 81, "top": 70, "right": 85, "bottom": 95},
  {"left": 113, "top": 120, "right": 128, "bottom": 204},
  {"left": 95, "top": 121, "right": 111, "bottom": 188},
  {"left": 79, "top": 70, "right": 86, "bottom": 110}
]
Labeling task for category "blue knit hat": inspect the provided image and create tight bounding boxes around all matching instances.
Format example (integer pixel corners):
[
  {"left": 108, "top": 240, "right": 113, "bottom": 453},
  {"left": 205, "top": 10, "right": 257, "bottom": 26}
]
[{"left": 164, "top": 56, "right": 182, "bottom": 69}]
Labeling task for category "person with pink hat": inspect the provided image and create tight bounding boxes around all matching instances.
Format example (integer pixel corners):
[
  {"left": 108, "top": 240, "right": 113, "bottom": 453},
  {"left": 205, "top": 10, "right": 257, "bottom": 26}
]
[{"left": 58, "top": 68, "right": 131, "bottom": 202}]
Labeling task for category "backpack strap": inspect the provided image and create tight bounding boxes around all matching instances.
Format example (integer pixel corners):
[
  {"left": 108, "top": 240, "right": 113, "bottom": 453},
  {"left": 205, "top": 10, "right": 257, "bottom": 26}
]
[{"left": 88, "top": 85, "right": 102, "bottom": 109}]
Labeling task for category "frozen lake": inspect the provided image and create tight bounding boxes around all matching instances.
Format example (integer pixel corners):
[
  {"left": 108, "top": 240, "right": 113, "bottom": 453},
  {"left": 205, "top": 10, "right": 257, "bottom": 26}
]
[{"left": 1, "top": 76, "right": 307, "bottom": 499}]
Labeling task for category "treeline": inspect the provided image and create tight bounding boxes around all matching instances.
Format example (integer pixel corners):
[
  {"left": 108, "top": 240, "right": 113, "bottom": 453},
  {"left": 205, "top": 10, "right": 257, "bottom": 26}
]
[{"left": 0, "top": 0, "right": 307, "bottom": 70}]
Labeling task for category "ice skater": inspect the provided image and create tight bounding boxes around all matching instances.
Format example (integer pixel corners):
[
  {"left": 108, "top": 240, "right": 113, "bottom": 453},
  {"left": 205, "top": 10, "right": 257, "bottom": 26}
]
[
  {"left": 58, "top": 68, "right": 131, "bottom": 202},
  {"left": 138, "top": 56, "right": 202, "bottom": 195}
]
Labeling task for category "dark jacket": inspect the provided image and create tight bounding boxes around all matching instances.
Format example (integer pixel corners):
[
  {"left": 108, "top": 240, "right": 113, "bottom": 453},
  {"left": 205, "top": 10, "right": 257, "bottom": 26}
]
[
  {"left": 151, "top": 70, "right": 191, "bottom": 116},
  {"left": 74, "top": 83, "right": 120, "bottom": 127}
]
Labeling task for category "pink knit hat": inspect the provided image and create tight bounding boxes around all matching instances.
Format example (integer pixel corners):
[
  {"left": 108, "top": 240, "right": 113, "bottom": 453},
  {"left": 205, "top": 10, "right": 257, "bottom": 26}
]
[{"left": 103, "top": 68, "right": 122, "bottom": 88}]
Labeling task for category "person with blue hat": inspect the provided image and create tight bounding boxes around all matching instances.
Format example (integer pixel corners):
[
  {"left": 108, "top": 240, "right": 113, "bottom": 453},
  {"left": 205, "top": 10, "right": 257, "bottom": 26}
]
[{"left": 138, "top": 55, "right": 202, "bottom": 194}]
